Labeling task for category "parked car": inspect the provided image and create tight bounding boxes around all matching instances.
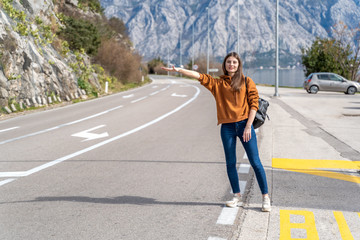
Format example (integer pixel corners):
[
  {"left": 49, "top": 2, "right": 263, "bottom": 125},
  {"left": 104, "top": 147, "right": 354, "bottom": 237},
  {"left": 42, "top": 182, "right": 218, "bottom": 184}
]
[{"left": 304, "top": 72, "right": 360, "bottom": 94}]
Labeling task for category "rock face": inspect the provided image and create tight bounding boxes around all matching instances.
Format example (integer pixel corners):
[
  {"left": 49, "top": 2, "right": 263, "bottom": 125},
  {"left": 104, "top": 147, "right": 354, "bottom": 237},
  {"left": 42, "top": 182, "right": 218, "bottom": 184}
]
[
  {"left": 101, "top": 0, "right": 360, "bottom": 65},
  {"left": 0, "top": 0, "right": 97, "bottom": 108}
]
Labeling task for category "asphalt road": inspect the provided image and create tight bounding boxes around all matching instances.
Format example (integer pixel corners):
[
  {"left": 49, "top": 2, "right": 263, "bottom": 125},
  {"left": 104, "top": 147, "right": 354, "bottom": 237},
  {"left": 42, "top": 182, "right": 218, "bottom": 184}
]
[
  {"left": 0, "top": 76, "right": 249, "bottom": 240},
  {"left": 3, "top": 76, "right": 359, "bottom": 240}
]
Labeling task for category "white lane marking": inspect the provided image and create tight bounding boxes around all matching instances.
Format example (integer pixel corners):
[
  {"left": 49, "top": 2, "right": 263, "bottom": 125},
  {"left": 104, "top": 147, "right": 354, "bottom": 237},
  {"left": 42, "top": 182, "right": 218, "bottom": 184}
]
[
  {"left": 150, "top": 91, "right": 160, "bottom": 96},
  {"left": 160, "top": 86, "right": 170, "bottom": 91},
  {"left": 71, "top": 125, "right": 109, "bottom": 142},
  {"left": 238, "top": 163, "right": 250, "bottom": 174},
  {"left": 208, "top": 237, "right": 227, "bottom": 240},
  {"left": 0, "top": 127, "right": 19, "bottom": 133},
  {"left": 131, "top": 96, "right": 148, "bottom": 103},
  {"left": 0, "top": 105, "right": 123, "bottom": 145},
  {"left": 243, "top": 152, "right": 248, "bottom": 159},
  {"left": 123, "top": 94, "right": 134, "bottom": 98},
  {"left": 171, "top": 93, "right": 187, "bottom": 98},
  {"left": 0, "top": 172, "right": 27, "bottom": 177},
  {"left": 216, "top": 207, "right": 239, "bottom": 225},
  {"left": 0, "top": 84, "right": 201, "bottom": 179},
  {"left": 0, "top": 178, "right": 16, "bottom": 186},
  {"left": 230, "top": 181, "right": 247, "bottom": 195},
  {"left": 239, "top": 181, "right": 247, "bottom": 195}
]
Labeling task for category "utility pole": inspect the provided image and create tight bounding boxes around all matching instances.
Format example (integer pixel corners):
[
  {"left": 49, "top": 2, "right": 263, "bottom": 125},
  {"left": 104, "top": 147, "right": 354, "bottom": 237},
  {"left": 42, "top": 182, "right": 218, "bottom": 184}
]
[
  {"left": 274, "top": 0, "right": 279, "bottom": 97},
  {"left": 192, "top": 23, "right": 195, "bottom": 69},
  {"left": 237, "top": 0, "right": 240, "bottom": 53}
]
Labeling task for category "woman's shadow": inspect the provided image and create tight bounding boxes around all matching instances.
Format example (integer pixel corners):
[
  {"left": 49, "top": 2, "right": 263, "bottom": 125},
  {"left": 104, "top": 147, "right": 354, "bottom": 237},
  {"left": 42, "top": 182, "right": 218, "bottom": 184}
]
[{"left": 3, "top": 195, "right": 223, "bottom": 207}]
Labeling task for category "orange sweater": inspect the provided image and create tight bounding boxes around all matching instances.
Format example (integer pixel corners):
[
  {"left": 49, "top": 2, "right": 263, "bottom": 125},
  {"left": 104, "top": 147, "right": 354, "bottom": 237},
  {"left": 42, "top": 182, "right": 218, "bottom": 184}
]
[{"left": 198, "top": 74, "right": 259, "bottom": 125}]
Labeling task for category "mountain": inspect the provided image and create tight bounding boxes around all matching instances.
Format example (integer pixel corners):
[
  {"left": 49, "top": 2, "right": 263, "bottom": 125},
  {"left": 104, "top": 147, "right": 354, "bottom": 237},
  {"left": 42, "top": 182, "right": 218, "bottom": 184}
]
[{"left": 101, "top": 0, "right": 360, "bottom": 67}]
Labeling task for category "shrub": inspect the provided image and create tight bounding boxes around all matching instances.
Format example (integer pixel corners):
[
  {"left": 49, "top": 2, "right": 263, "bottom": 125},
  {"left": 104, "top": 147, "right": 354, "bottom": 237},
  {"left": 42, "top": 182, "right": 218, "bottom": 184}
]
[
  {"left": 108, "top": 17, "right": 128, "bottom": 38},
  {"left": 94, "top": 38, "right": 142, "bottom": 84},
  {"left": 58, "top": 16, "right": 101, "bottom": 55},
  {"left": 78, "top": 0, "right": 103, "bottom": 13}
]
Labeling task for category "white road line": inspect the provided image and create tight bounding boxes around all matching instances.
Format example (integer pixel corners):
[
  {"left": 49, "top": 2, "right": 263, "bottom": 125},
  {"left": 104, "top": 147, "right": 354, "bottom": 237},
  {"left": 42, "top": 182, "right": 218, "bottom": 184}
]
[
  {"left": 239, "top": 181, "right": 247, "bottom": 195},
  {"left": 0, "top": 105, "right": 123, "bottom": 146},
  {"left": 150, "top": 91, "right": 160, "bottom": 96},
  {"left": 123, "top": 94, "right": 134, "bottom": 98},
  {"left": 208, "top": 237, "right": 227, "bottom": 240},
  {"left": 0, "top": 84, "right": 201, "bottom": 180},
  {"left": 0, "top": 178, "right": 16, "bottom": 186},
  {"left": 160, "top": 86, "right": 170, "bottom": 91},
  {"left": 0, "top": 126, "right": 19, "bottom": 133},
  {"left": 230, "top": 181, "right": 247, "bottom": 195},
  {"left": 216, "top": 207, "right": 239, "bottom": 225},
  {"left": 131, "top": 96, "right": 148, "bottom": 103},
  {"left": 243, "top": 152, "right": 248, "bottom": 159},
  {"left": 238, "top": 163, "right": 250, "bottom": 174},
  {"left": 0, "top": 172, "right": 27, "bottom": 177},
  {"left": 171, "top": 93, "right": 187, "bottom": 97}
]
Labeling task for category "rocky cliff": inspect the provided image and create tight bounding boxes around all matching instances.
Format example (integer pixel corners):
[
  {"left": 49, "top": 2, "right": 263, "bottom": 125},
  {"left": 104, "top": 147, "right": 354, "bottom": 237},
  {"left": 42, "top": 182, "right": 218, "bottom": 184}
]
[{"left": 0, "top": 0, "right": 100, "bottom": 110}]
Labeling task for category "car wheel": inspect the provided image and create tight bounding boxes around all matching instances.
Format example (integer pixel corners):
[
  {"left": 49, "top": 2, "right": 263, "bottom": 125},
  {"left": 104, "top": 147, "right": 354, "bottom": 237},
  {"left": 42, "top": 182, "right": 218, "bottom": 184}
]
[
  {"left": 309, "top": 85, "right": 318, "bottom": 94},
  {"left": 346, "top": 86, "right": 356, "bottom": 95}
]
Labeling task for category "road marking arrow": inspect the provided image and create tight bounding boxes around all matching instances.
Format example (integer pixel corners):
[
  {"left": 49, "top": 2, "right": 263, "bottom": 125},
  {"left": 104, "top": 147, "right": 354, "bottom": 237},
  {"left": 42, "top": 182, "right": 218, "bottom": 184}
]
[
  {"left": 171, "top": 93, "right": 187, "bottom": 98},
  {"left": 72, "top": 125, "right": 109, "bottom": 142}
]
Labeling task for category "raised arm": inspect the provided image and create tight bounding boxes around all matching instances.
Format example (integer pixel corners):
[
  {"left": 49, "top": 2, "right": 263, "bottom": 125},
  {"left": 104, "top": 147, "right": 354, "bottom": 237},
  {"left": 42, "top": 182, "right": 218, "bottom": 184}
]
[{"left": 161, "top": 66, "right": 201, "bottom": 80}]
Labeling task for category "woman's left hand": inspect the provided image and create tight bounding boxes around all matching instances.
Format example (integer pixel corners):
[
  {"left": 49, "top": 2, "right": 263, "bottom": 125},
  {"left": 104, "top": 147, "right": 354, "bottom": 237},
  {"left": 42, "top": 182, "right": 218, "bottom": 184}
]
[{"left": 242, "top": 125, "right": 252, "bottom": 142}]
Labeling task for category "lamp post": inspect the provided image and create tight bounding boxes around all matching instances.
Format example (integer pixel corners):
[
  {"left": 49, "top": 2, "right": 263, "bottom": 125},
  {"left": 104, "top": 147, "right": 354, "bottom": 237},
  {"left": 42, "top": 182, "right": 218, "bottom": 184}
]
[
  {"left": 179, "top": 32, "right": 182, "bottom": 68},
  {"left": 207, "top": 7, "right": 210, "bottom": 74},
  {"left": 167, "top": 48, "right": 170, "bottom": 76},
  {"left": 274, "top": 0, "right": 279, "bottom": 97}
]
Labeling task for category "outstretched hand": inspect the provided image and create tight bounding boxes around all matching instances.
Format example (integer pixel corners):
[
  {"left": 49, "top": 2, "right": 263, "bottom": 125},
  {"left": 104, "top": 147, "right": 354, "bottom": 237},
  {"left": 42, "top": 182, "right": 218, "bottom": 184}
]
[{"left": 161, "top": 66, "right": 180, "bottom": 72}]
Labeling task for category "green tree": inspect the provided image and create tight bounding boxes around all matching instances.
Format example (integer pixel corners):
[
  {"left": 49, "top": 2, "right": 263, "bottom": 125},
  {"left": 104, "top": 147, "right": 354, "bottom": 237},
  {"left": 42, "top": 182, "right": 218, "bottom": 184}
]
[
  {"left": 302, "top": 22, "right": 360, "bottom": 81},
  {"left": 301, "top": 37, "right": 352, "bottom": 79},
  {"left": 332, "top": 22, "right": 360, "bottom": 81}
]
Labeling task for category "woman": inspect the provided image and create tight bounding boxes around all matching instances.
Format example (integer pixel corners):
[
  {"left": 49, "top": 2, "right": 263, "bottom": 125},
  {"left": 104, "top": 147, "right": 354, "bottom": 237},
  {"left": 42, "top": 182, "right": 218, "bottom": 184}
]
[{"left": 162, "top": 52, "right": 271, "bottom": 212}]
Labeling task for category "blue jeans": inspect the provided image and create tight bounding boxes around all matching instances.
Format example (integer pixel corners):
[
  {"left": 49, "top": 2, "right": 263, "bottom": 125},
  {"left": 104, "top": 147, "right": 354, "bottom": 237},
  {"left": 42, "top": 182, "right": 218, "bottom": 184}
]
[{"left": 220, "top": 120, "right": 268, "bottom": 194}]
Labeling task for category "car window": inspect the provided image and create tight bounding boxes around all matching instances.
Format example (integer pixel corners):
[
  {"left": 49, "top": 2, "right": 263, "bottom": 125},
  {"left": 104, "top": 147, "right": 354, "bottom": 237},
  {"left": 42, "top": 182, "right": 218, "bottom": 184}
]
[
  {"left": 317, "top": 74, "right": 330, "bottom": 80},
  {"left": 329, "top": 74, "right": 343, "bottom": 81}
]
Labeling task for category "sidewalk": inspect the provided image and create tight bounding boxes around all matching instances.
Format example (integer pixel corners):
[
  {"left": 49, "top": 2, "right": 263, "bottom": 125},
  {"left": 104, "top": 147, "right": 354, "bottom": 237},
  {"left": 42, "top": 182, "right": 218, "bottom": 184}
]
[{"left": 234, "top": 86, "right": 360, "bottom": 240}]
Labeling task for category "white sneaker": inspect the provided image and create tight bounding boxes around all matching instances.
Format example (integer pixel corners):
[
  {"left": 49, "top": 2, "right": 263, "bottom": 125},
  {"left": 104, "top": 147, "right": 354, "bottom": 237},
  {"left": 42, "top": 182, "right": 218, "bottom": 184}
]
[
  {"left": 225, "top": 195, "right": 242, "bottom": 208},
  {"left": 262, "top": 195, "right": 271, "bottom": 212}
]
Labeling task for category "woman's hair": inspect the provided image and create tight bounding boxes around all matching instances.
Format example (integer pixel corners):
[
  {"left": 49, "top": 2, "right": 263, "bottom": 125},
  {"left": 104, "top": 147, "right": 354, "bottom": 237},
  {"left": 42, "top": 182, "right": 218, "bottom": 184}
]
[{"left": 222, "top": 52, "right": 244, "bottom": 92}]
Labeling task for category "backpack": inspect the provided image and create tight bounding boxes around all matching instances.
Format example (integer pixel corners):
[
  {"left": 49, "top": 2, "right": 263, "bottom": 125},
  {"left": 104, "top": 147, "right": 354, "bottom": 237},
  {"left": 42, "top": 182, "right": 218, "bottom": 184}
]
[{"left": 245, "top": 77, "right": 270, "bottom": 129}]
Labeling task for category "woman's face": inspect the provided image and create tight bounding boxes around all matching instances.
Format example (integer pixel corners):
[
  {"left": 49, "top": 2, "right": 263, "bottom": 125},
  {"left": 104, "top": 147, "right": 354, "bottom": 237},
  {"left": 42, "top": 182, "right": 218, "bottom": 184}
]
[{"left": 225, "top": 56, "right": 239, "bottom": 76}]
